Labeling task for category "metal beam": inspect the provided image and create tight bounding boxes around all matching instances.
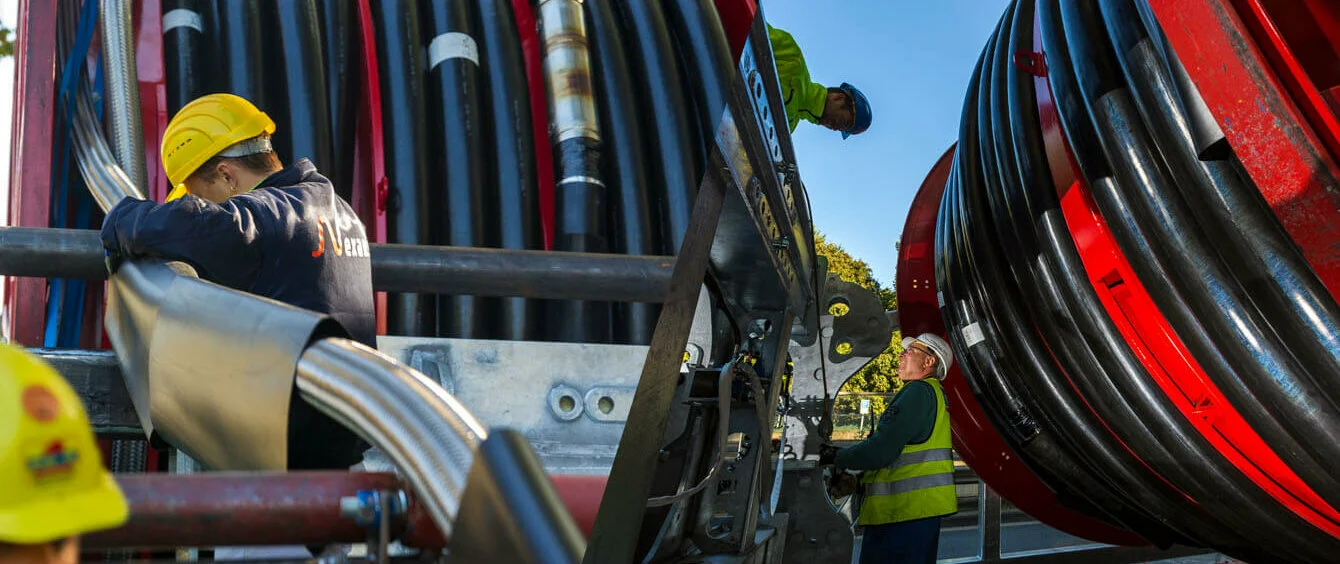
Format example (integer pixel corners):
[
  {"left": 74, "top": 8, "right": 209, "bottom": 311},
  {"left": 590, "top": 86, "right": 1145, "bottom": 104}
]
[
  {"left": 0, "top": 227, "right": 674, "bottom": 301},
  {"left": 34, "top": 348, "right": 141, "bottom": 437}
]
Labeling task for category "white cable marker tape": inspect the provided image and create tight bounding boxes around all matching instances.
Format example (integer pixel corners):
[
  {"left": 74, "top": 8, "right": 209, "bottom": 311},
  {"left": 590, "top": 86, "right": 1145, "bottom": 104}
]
[
  {"left": 937, "top": 291, "right": 945, "bottom": 308},
  {"left": 428, "top": 32, "right": 479, "bottom": 70},
  {"left": 163, "top": 9, "right": 203, "bottom": 34},
  {"left": 962, "top": 322, "right": 986, "bottom": 348}
]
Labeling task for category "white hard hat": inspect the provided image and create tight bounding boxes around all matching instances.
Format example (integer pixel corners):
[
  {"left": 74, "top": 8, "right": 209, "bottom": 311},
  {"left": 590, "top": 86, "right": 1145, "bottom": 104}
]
[{"left": 901, "top": 333, "right": 954, "bottom": 380}]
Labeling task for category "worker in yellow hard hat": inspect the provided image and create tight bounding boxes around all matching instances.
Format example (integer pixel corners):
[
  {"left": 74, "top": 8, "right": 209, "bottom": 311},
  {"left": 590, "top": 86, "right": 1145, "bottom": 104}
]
[
  {"left": 0, "top": 344, "right": 128, "bottom": 564},
  {"left": 98, "top": 93, "right": 373, "bottom": 471}
]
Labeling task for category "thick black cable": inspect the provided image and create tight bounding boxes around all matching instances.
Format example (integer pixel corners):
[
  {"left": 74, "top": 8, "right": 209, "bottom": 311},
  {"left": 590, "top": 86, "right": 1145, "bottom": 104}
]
[
  {"left": 371, "top": 0, "right": 433, "bottom": 336},
  {"left": 424, "top": 0, "right": 492, "bottom": 339},
  {"left": 1063, "top": 0, "right": 1340, "bottom": 504},
  {"left": 476, "top": 0, "right": 539, "bottom": 341},
  {"left": 585, "top": 0, "right": 660, "bottom": 345},
  {"left": 616, "top": 1, "right": 698, "bottom": 254},
  {"left": 163, "top": 0, "right": 209, "bottom": 116},
  {"left": 216, "top": 0, "right": 266, "bottom": 107},
  {"left": 1103, "top": 0, "right": 1340, "bottom": 511},
  {"left": 271, "top": 0, "right": 335, "bottom": 177},
  {"left": 317, "top": 0, "right": 354, "bottom": 199}
]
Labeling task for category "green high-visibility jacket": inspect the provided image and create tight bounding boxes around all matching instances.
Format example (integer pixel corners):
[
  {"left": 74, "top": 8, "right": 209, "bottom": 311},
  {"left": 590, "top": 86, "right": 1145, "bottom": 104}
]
[
  {"left": 856, "top": 378, "right": 958, "bottom": 526},
  {"left": 767, "top": 25, "right": 827, "bottom": 132}
]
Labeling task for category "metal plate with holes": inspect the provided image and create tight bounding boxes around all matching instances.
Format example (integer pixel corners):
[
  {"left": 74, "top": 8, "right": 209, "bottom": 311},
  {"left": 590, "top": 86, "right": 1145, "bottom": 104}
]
[{"left": 377, "top": 336, "right": 650, "bottom": 475}]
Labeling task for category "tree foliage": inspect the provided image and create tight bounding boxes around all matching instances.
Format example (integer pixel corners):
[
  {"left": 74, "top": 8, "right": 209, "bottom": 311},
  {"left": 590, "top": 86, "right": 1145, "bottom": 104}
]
[
  {"left": 814, "top": 232, "right": 902, "bottom": 416},
  {"left": 0, "top": 25, "right": 14, "bottom": 59}
]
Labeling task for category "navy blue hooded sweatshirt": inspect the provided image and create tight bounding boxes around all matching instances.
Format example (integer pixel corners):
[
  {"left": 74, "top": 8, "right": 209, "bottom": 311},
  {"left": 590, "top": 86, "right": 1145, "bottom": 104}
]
[{"left": 100, "top": 158, "right": 374, "bottom": 469}]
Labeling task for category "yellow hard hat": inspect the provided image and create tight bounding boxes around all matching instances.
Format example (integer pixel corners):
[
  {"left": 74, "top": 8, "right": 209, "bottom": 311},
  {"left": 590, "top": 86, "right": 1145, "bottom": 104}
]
[
  {"left": 161, "top": 93, "right": 276, "bottom": 202},
  {"left": 0, "top": 344, "right": 128, "bottom": 544}
]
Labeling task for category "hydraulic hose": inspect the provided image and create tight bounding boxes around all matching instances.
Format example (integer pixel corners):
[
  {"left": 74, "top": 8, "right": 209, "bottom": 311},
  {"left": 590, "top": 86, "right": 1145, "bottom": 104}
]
[
  {"left": 295, "top": 338, "right": 487, "bottom": 541},
  {"left": 477, "top": 0, "right": 539, "bottom": 341},
  {"left": 99, "top": 0, "right": 147, "bottom": 193},
  {"left": 162, "top": 0, "right": 209, "bottom": 116},
  {"left": 424, "top": 0, "right": 491, "bottom": 339},
  {"left": 537, "top": 0, "right": 613, "bottom": 344},
  {"left": 271, "top": 0, "right": 334, "bottom": 177},
  {"left": 618, "top": 1, "right": 697, "bottom": 254},
  {"left": 216, "top": 0, "right": 266, "bottom": 106},
  {"left": 371, "top": 0, "right": 433, "bottom": 336}
]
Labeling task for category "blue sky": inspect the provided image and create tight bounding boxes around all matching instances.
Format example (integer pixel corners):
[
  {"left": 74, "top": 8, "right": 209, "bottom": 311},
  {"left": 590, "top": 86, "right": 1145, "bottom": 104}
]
[
  {"left": 763, "top": 0, "right": 1009, "bottom": 285},
  {"left": 0, "top": 0, "right": 1010, "bottom": 286}
]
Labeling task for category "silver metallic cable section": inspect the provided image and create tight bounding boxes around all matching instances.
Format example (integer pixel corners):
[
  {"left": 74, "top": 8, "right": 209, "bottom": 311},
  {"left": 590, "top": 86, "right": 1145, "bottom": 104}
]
[
  {"left": 537, "top": 0, "right": 600, "bottom": 143},
  {"left": 99, "top": 0, "right": 148, "bottom": 193},
  {"left": 58, "top": 0, "right": 147, "bottom": 212},
  {"left": 295, "top": 338, "right": 489, "bottom": 540}
]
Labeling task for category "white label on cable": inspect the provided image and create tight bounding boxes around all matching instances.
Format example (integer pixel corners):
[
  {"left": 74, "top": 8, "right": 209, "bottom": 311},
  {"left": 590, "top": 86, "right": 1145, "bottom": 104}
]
[
  {"left": 937, "top": 291, "right": 945, "bottom": 308},
  {"left": 162, "top": 9, "right": 203, "bottom": 34},
  {"left": 962, "top": 322, "right": 985, "bottom": 347},
  {"left": 428, "top": 32, "right": 479, "bottom": 70}
]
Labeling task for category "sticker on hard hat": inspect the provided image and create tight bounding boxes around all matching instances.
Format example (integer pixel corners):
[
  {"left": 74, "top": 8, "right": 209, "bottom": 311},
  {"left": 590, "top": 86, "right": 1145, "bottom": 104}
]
[
  {"left": 21, "top": 385, "right": 61, "bottom": 423},
  {"left": 26, "top": 441, "right": 80, "bottom": 481}
]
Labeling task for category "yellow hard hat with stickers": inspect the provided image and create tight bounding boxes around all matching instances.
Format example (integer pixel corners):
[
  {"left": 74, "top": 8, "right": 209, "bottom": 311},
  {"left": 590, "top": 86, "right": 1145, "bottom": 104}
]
[{"left": 0, "top": 344, "right": 127, "bottom": 544}]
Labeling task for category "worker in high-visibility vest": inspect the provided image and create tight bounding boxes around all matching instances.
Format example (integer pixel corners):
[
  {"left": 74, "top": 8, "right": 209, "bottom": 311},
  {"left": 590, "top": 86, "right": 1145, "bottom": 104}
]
[
  {"left": 820, "top": 333, "right": 957, "bottom": 564},
  {"left": 768, "top": 24, "right": 872, "bottom": 138},
  {"left": 0, "top": 344, "right": 129, "bottom": 564},
  {"left": 98, "top": 93, "right": 372, "bottom": 471}
]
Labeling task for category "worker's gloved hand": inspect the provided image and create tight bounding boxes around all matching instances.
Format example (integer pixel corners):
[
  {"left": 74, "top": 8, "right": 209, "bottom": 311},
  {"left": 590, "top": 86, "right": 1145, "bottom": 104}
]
[
  {"left": 818, "top": 443, "right": 840, "bottom": 467},
  {"left": 104, "top": 250, "right": 124, "bottom": 277},
  {"left": 827, "top": 471, "right": 860, "bottom": 500}
]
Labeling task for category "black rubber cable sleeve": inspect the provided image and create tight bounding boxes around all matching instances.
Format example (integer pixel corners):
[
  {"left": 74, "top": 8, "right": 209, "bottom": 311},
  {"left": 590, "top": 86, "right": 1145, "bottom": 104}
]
[
  {"left": 371, "top": 0, "right": 434, "bottom": 336},
  {"left": 477, "top": 0, "right": 539, "bottom": 341},
  {"left": 1101, "top": 0, "right": 1340, "bottom": 513},
  {"left": 617, "top": 1, "right": 699, "bottom": 254},
  {"left": 272, "top": 0, "right": 335, "bottom": 176},
  {"left": 584, "top": 0, "right": 660, "bottom": 345},
  {"left": 424, "top": 0, "right": 493, "bottom": 339}
]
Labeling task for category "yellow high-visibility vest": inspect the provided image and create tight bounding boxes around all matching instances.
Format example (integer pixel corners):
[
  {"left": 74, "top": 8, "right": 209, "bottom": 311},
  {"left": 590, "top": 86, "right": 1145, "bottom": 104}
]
[{"left": 857, "top": 378, "right": 958, "bottom": 525}]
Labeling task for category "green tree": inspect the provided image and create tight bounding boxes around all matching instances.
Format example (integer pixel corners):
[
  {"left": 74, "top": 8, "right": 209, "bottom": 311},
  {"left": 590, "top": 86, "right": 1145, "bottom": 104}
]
[
  {"left": 0, "top": 25, "right": 14, "bottom": 59},
  {"left": 814, "top": 232, "right": 903, "bottom": 418}
]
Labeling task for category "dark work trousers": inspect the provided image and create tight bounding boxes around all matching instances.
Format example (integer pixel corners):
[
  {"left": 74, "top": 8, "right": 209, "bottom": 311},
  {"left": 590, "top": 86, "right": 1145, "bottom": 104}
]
[{"left": 859, "top": 516, "right": 942, "bottom": 564}]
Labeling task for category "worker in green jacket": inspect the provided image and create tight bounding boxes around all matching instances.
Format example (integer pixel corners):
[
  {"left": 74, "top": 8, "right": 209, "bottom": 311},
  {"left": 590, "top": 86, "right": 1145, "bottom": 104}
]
[
  {"left": 819, "top": 333, "right": 957, "bottom": 564},
  {"left": 768, "top": 25, "right": 872, "bottom": 138}
]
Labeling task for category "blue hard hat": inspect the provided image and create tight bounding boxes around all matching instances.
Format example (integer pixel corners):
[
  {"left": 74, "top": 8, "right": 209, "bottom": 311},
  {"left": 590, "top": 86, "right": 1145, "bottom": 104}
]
[{"left": 839, "top": 82, "right": 871, "bottom": 139}]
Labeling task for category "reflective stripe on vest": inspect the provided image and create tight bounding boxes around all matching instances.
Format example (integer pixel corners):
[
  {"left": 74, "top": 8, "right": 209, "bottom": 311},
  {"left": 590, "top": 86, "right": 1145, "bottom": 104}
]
[{"left": 857, "top": 379, "right": 958, "bottom": 526}]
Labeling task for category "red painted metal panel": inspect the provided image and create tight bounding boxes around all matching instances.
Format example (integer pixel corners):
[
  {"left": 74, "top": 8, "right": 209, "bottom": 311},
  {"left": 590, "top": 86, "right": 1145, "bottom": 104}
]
[
  {"left": 1147, "top": 0, "right": 1340, "bottom": 304},
  {"left": 897, "top": 146, "right": 1142, "bottom": 547},
  {"left": 712, "top": 0, "right": 758, "bottom": 59},
  {"left": 6, "top": 0, "right": 58, "bottom": 346},
  {"left": 352, "top": 0, "right": 389, "bottom": 334},
  {"left": 512, "top": 0, "right": 554, "bottom": 251},
  {"left": 135, "top": 0, "right": 169, "bottom": 203},
  {"left": 1235, "top": 0, "right": 1340, "bottom": 162}
]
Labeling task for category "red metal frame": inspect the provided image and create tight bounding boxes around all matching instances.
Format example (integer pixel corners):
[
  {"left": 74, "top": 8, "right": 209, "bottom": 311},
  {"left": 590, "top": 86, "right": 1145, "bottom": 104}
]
[
  {"left": 350, "top": 0, "right": 389, "bottom": 334},
  {"left": 1232, "top": 0, "right": 1340, "bottom": 164},
  {"left": 896, "top": 146, "right": 1143, "bottom": 547},
  {"left": 1033, "top": 8, "right": 1340, "bottom": 538},
  {"left": 6, "top": 0, "right": 58, "bottom": 346},
  {"left": 513, "top": 0, "right": 555, "bottom": 252},
  {"left": 84, "top": 471, "right": 605, "bottom": 549},
  {"left": 1147, "top": 0, "right": 1340, "bottom": 305}
]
